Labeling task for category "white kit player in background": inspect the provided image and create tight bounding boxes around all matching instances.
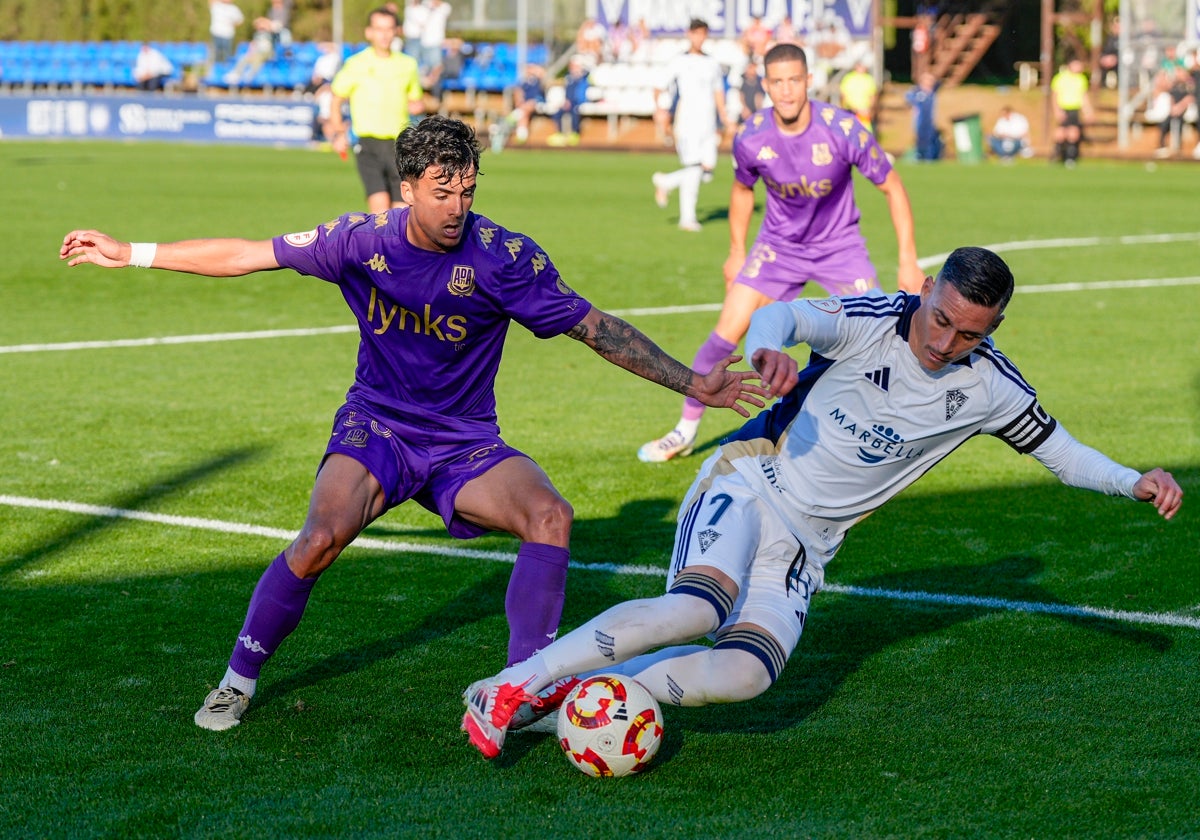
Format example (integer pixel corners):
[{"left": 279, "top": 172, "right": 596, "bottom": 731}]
[
  {"left": 651, "top": 18, "right": 726, "bottom": 233},
  {"left": 461, "top": 246, "right": 1182, "bottom": 760}
]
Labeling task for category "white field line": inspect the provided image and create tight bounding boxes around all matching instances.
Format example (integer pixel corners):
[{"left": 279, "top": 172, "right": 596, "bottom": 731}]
[
  {"left": 3, "top": 493, "right": 1197, "bottom": 631},
  {"left": 6, "top": 233, "right": 1200, "bottom": 355}
]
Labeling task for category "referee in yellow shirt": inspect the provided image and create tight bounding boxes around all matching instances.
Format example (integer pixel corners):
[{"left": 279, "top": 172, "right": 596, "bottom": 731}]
[
  {"left": 328, "top": 7, "right": 426, "bottom": 212},
  {"left": 1050, "top": 56, "right": 1092, "bottom": 167}
]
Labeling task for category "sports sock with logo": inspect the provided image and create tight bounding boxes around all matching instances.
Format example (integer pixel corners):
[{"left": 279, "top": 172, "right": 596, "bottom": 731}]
[
  {"left": 505, "top": 543, "right": 569, "bottom": 665},
  {"left": 226, "top": 552, "right": 318, "bottom": 682}
]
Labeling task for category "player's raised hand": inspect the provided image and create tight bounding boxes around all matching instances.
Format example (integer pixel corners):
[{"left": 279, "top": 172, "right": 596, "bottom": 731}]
[
  {"left": 750, "top": 347, "right": 799, "bottom": 400},
  {"left": 60, "top": 230, "right": 128, "bottom": 268},
  {"left": 693, "top": 354, "right": 767, "bottom": 417},
  {"left": 1132, "top": 468, "right": 1183, "bottom": 520}
]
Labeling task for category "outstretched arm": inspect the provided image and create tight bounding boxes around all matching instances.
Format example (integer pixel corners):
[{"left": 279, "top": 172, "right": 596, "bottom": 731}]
[
  {"left": 566, "top": 307, "right": 767, "bottom": 416},
  {"left": 60, "top": 230, "right": 280, "bottom": 276},
  {"left": 875, "top": 170, "right": 924, "bottom": 293}
]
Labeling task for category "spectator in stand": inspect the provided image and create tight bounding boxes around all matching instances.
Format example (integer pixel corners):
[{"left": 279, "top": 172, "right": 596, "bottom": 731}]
[
  {"left": 988, "top": 105, "right": 1033, "bottom": 161},
  {"left": 209, "top": 0, "right": 245, "bottom": 66},
  {"left": 429, "top": 36, "right": 465, "bottom": 107},
  {"left": 738, "top": 61, "right": 765, "bottom": 127},
  {"left": 493, "top": 63, "right": 546, "bottom": 150},
  {"left": 1098, "top": 16, "right": 1120, "bottom": 89},
  {"left": 574, "top": 18, "right": 606, "bottom": 65},
  {"left": 839, "top": 58, "right": 878, "bottom": 132},
  {"left": 305, "top": 41, "right": 343, "bottom": 94},
  {"left": 400, "top": 0, "right": 426, "bottom": 58},
  {"left": 547, "top": 55, "right": 589, "bottom": 147},
  {"left": 133, "top": 44, "right": 175, "bottom": 91},
  {"left": 1153, "top": 64, "right": 1195, "bottom": 158},
  {"left": 905, "top": 71, "right": 942, "bottom": 161},
  {"left": 772, "top": 15, "right": 800, "bottom": 47},
  {"left": 255, "top": 0, "right": 292, "bottom": 56},
  {"left": 740, "top": 15, "right": 772, "bottom": 63},
  {"left": 419, "top": 0, "right": 452, "bottom": 86},
  {"left": 225, "top": 24, "right": 275, "bottom": 86},
  {"left": 1050, "top": 56, "right": 1092, "bottom": 167}
]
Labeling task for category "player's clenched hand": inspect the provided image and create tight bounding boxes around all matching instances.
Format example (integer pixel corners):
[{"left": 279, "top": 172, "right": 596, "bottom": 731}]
[
  {"left": 694, "top": 354, "right": 767, "bottom": 418},
  {"left": 1132, "top": 468, "right": 1183, "bottom": 520},
  {"left": 751, "top": 348, "right": 799, "bottom": 400},
  {"left": 60, "top": 230, "right": 128, "bottom": 268}
]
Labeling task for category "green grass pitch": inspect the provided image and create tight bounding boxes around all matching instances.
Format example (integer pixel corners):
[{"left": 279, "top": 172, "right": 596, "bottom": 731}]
[{"left": 1, "top": 139, "right": 1197, "bottom": 838}]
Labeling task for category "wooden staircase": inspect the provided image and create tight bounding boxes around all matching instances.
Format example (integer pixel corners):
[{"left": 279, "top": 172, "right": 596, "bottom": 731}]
[{"left": 924, "top": 0, "right": 1010, "bottom": 86}]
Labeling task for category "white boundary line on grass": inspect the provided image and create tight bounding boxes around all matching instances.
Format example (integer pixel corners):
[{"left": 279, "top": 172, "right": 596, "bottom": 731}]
[
  {"left": 6, "top": 233, "right": 1200, "bottom": 355},
  {"left": 3, "top": 493, "right": 1198, "bottom": 631}
]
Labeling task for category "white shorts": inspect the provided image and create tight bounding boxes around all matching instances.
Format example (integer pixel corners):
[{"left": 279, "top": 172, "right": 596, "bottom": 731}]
[
  {"left": 675, "top": 130, "right": 719, "bottom": 170},
  {"left": 665, "top": 466, "right": 824, "bottom": 659}
]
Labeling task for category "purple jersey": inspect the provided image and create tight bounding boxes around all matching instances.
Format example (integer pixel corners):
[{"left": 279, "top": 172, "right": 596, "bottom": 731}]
[
  {"left": 732, "top": 101, "right": 893, "bottom": 257},
  {"left": 273, "top": 209, "right": 591, "bottom": 431}
]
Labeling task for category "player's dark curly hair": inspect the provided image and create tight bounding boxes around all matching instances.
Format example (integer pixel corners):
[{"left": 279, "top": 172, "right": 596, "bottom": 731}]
[
  {"left": 394, "top": 115, "right": 482, "bottom": 185},
  {"left": 937, "top": 246, "right": 1015, "bottom": 311}
]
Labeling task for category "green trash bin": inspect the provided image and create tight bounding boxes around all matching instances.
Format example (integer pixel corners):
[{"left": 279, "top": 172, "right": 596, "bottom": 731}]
[{"left": 951, "top": 113, "right": 984, "bottom": 164}]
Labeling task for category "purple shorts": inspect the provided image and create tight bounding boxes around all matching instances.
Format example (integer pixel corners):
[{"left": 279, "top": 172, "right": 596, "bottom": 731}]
[
  {"left": 323, "top": 403, "right": 528, "bottom": 539},
  {"left": 735, "top": 237, "right": 880, "bottom": 300}
]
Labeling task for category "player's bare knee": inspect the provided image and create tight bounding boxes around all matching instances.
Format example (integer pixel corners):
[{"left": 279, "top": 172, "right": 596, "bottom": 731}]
[
  {"left": 287, "top": 524, "right": 344, "bottom": 577},
  {"left": 515, "top": 493, "right": 573, "bottom": 543}
]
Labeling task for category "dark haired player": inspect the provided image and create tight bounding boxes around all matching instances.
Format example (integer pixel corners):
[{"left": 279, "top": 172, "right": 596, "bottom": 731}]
[
  {"left": 638, "top": 41, "right": 924, "bottom": 463},
  {"left": 60, "top": 116, "right": 767, "bottom": 732},
  {"left": 464, "top": 247, "right": 1181, "bottom": 759}
]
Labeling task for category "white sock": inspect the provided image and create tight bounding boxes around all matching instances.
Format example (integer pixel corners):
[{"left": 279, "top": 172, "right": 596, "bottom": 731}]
[
  {"left": 677, "top": 166, "right": 703, "bottom": 225},
  {"left": 220, "top": 667, "right": 256, "bottom": 698},
  {"left": 675, "top": 417, "right": 701, "bottom": 441},
  {"left": 619, "top": 645, "right": 773, "bottom": 706}
]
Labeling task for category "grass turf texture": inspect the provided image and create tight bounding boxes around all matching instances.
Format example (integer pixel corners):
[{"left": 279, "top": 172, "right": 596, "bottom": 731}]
[{"left": 1, "top": 141, "right": 1197, "bottom": 838}]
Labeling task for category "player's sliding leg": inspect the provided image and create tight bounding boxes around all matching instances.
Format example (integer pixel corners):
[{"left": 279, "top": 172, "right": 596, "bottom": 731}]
[
  {"left": 637, "top": 332, "right": 736, "bottom": 462},
  {"left": 462, "top": 586, "right": 727, "bottom": 757}
]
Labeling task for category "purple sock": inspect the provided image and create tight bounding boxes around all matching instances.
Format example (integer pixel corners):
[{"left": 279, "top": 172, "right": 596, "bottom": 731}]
[
  {"left": 227, "top": 553, "right": 318, "bottom": 680},
  {"left": 683, "top": 332, "right": 738, "bottom": 415},
  {"left": 505, "top": 543, "right": 569, "bottom": 665}
]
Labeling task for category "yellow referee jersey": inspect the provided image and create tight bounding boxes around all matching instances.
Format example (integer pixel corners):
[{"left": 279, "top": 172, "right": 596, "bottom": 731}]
[
  {"left": 331, "top": 48, "right": 423, "bottom": 139},
  {"left": 1051, "top": 68, "right": 1088, "bottom": 110}
]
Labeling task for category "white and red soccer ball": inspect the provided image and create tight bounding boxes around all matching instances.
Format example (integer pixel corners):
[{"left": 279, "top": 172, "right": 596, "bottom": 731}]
[{"left": 556, "top": 674, "right": 664, "bottom": 777}]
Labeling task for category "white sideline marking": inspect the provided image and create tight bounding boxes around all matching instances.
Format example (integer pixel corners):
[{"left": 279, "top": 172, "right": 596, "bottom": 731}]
[
  {"left": 3, "top": 493, "right": 1197, "bottom": 631},
  {"left": 6, "top": 233, "right": 1200, "bottom": 355}
]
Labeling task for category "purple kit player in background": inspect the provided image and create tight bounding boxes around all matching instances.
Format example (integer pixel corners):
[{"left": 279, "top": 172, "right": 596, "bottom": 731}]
[
  {"left": 60, "top": 116, "right": 766, "bottom": 733},
  {"left": 638, "top": 42, "right": 926, "bottom": 463}
]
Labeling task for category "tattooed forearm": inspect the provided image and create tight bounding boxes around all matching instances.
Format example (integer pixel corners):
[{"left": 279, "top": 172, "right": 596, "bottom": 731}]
[{"left": 570, "top": 311, "right": 695, "bottom": 396}]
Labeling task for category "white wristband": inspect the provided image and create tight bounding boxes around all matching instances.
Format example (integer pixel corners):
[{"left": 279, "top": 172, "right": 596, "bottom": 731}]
[{"left": 128, "top": 242, "right": 157, "bottom": 268}]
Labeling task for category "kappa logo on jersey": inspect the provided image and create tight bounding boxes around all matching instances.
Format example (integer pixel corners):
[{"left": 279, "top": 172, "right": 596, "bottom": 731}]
[
  {"left": 448, "top": 265, "right": 476, "bottom": 296},
  {"left": 829, "top": 407, "right": 925, "bottom": 464},
  {"left": 478, "top": 226, "right": 497, "bottom": 247},
  {"left": 811, "top": 142, "right": 832, "bottom": 165},
  {"left": 864, "top": 367, "right": 891, "bottom": 391},
  {"left": 757, "top": 145, "right": 779, "bottom": 161},
  {"left": 531, "top": 252, "right": 548, "bottom": 275},
  {"left": 322, "top": 218, "right": 342, "bottom": 236},
  {"left": 945, "top": 388, "right": 968, "bottom": 420},
  {"left": 373, "top": 212, "right": 388, "bottom": 229},
  {"left": 697, "top": 529, "right": 721, "bottom": 554},
  {"left": 504, "top": 237, "right": 524, "bottom": 261},
  {"left": 283, "top": 229, "right": 318, "bottom": 247},
  {"left": 839, "top": 117, "right": 856, "bottom": 136},
  {"left": 857, "top": 130, "right": 871, "bottom": 148},
  {"left": 363, "top": 253, "right": 391, "bottom": 274},
  {"left": 820, "top": 106, "right": 836, "bottom": 124}
]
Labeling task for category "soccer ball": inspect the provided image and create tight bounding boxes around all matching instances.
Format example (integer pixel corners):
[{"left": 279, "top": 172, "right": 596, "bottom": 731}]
[{"left": 556, "top": 674, "right": 664, "bottom": 777}]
